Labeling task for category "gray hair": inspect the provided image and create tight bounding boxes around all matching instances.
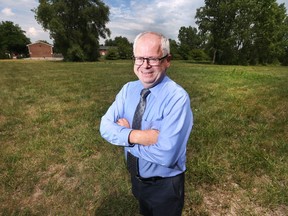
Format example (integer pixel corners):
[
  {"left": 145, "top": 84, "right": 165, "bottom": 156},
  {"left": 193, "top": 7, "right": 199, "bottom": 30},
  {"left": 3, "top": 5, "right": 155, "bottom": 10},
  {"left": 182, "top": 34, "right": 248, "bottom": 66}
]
[{"left": 133, "top": 32, "right": 170, "bottom": 57}]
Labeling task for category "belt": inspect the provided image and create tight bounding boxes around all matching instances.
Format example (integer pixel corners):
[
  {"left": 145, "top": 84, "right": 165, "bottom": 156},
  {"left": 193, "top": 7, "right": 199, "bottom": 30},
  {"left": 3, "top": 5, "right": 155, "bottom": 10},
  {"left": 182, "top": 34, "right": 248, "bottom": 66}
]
[
  {"left": 136, "top": 175, "right": 164, "bottom": 182},
  {"left": 134, "top": 172, "right": 184, "bottom": 182}
]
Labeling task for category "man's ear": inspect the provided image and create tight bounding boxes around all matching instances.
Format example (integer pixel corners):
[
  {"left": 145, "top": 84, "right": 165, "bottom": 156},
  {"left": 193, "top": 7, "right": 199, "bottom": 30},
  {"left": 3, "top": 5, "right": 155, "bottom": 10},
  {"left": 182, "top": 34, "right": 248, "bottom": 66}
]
[
  {"left": 165, "top": 54, "right": 172, "bottom": 67},
  {"left": 167, "top": 54, "right": 172, "bottom": 62}
]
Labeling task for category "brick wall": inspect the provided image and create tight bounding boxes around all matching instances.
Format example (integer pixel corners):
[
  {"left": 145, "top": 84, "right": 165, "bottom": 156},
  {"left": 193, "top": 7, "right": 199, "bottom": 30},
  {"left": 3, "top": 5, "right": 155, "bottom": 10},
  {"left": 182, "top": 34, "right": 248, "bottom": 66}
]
[{"left": 27, "top": 42, "right": 53, "bottom": 58}]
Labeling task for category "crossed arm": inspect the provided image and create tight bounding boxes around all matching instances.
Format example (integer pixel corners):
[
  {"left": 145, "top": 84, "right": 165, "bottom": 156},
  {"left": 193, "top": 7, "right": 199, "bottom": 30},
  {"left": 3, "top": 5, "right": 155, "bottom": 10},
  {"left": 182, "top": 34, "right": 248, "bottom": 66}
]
[{"left": 117, "top": 118, "right": 159, "bottom": 146}]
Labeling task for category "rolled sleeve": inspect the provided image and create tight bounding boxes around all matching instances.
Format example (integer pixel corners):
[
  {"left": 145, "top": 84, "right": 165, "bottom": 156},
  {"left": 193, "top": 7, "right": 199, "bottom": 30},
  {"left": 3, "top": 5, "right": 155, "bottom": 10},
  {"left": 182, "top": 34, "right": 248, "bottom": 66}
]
[
  {"left": 100, "top": 121, "right": 132, "bottom": 146},
  {"left": 99, "top": 82, "right": 136, "bottom": 147},
  {"left": 100, "top": 114, "right": 133, "bottom": 147}
]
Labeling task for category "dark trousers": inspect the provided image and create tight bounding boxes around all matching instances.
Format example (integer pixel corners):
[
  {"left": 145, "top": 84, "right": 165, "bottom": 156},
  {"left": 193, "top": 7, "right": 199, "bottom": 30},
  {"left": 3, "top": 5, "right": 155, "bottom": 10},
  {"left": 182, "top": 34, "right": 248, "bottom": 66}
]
[{"left": 131, "top": 173, "right": 185, "bottom": 216}]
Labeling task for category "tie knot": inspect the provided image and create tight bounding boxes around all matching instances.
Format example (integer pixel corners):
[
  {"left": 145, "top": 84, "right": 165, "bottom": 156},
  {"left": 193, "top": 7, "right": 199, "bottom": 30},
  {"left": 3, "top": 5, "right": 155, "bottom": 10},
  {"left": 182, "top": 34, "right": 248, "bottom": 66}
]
[{"left": 140, "top": 88, "right": 150, "bottom": 99}]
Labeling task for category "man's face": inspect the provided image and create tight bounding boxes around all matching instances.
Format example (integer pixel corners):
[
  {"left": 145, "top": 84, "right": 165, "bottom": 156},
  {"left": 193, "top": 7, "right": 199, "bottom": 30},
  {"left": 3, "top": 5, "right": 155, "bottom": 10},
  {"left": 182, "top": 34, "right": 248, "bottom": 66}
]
[{"left": 133, "top": 33, "right": 170, "bottom": 88}]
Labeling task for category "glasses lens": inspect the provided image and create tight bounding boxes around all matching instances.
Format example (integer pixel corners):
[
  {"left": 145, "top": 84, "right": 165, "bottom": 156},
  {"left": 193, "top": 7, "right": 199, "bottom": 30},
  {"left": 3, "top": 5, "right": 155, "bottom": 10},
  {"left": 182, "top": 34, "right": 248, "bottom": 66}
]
[
  {"left": 134, "top": 56, "right": 166, "bottom": 66},
  {"left": 148, "top": 59, "right": 159, "bottom": 65},
  {"left": 134, "top": 57, "right": 143, "bottom": 65}
]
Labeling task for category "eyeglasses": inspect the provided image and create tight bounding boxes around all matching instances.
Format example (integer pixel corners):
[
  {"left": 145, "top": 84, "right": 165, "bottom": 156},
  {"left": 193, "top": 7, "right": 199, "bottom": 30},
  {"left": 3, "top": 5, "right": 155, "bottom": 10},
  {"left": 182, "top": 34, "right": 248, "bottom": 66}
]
[{"left": 133, "top": 54, "right": 168, "bottom": 66}]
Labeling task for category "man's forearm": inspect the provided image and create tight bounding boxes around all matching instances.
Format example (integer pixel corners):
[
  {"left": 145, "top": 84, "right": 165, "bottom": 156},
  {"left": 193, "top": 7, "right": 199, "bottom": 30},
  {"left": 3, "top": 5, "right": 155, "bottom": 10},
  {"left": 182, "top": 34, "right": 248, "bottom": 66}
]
[
  {"left": 129, "top": 129, "right": 159, "bottom": 146},
  {"left": 116, "top": 118, "right": 158, "bottom": 146}
]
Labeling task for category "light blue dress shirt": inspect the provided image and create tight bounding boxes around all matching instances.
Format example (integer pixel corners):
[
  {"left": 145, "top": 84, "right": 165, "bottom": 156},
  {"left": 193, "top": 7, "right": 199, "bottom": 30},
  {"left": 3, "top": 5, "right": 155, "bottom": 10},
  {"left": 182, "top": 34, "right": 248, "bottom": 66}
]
[{"left": 100, "top": 75, "right": 193, "bottom": 178}]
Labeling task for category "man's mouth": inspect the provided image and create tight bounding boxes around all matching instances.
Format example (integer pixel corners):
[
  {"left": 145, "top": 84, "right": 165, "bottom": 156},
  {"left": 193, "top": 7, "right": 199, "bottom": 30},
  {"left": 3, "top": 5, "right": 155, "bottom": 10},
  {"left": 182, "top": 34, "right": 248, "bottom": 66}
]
[{"left": 141, "top": 70, "right": 153, "bottom": 74}]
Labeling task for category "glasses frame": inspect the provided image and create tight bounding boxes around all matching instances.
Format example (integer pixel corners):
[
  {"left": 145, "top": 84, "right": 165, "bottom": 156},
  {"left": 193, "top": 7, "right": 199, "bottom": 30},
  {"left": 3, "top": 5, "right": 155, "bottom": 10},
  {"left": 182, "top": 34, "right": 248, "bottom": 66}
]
[{"left": 133, "top": 54, "right": 168, "bottom": 66}]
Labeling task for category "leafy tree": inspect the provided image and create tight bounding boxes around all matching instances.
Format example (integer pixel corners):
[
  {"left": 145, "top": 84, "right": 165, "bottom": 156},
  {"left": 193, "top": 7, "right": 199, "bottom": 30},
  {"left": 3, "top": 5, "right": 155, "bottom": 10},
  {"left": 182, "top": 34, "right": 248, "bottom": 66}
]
[
  {"left": 38, "top": 40, "right": 51, "bottom": 45},
  {"left": 178, "top": 26, "right": 205, "bottom": 60},
  {"left": 232, "top": 0, "right": 256, "bottom": 65},
  {"left": 33, "top": 0, "right": 110, "bottom": 61},
  {"left": 104, "top": 36, "right": 132, "bottom": 59},
  {"left": 105, "top": 47, "right": 120, "bottom": 60},
  {"left": 114, "top": 36, "right": 132, "bottom": 59},
  {"left": 169, "top": 39, "right": 181, "bottom": 60},
  {"left": 280, "top": 17, "right": 288, "bottom": 65},
  {"left": 196, "top": 0, "right": 237, "bottom": 64},
  {"left": 0, "top": 21, "right": 31, "bottom": 58},
  {"left": 178, "top": 26, "right": 201, "bottom": 50},
  {"left": 251, "top": 0, "right": 288, "bottom": 64},
  {"left": 195, "top": 0, "right": 288, "bottom": 65},
  {"left": 104, "top": 39, "right": 114, "bottom": 46}
]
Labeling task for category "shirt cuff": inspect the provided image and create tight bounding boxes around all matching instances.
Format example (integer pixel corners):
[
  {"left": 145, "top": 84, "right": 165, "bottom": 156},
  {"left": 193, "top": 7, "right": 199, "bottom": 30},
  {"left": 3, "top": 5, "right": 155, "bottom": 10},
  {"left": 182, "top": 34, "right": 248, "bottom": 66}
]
[
  {"left": 127, "top": 130, "right": 135, "bottom": 147},
  {"left": 119, "top": 127, "right": 133, "bottom": 147}
]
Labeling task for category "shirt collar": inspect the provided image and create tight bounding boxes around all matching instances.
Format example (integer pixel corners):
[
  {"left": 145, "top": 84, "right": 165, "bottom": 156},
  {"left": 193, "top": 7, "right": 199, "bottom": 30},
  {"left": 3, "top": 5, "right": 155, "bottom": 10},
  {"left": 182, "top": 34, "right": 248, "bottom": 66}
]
[{"left": 148, "top": 75, "right": 169, "bottom": 97}]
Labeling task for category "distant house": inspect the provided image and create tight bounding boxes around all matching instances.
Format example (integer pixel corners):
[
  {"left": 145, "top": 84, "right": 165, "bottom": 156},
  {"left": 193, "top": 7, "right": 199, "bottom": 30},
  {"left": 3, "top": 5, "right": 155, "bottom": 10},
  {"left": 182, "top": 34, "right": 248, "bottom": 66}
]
[
  {"left": 99, "top": 46, "right": 117, "bottom": 56},
  {"left": 27, "top": 41, "right": 53, "bottom": 58},
  {"left": 99, "top": 46, "right": 109, "bottom": 56}
]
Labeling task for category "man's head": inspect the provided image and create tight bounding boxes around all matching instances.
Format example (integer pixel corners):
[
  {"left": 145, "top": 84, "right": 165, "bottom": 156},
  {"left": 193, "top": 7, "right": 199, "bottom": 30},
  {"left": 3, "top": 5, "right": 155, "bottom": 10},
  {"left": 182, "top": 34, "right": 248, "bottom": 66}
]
[{"left": 133, "top": 32, "right": 171, "bottom": 88}]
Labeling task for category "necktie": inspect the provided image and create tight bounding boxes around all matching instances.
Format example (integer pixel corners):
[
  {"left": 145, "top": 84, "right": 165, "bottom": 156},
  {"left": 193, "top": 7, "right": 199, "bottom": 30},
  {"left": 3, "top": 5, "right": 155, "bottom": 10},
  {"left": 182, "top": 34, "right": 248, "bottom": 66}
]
[{"left": 127, "top": 88, "right": 151, "bottom": 176}]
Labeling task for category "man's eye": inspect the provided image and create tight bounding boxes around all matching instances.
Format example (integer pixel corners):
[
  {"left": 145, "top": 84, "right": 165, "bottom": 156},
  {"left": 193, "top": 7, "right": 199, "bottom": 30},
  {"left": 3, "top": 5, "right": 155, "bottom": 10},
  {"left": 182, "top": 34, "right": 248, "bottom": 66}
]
[{"left": 149, "top": 58, "right": 157, "bottom": 61}]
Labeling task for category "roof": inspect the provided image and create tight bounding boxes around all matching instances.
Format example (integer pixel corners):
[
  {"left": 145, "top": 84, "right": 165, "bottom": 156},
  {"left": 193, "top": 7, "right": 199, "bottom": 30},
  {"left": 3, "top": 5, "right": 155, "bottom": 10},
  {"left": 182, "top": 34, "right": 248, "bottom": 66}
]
[
  {"left": 99, "top": 46, "right": 117, "bottom": 50},
  {"left": 27, "top": 41, "right": 53, "bottom": 47}
]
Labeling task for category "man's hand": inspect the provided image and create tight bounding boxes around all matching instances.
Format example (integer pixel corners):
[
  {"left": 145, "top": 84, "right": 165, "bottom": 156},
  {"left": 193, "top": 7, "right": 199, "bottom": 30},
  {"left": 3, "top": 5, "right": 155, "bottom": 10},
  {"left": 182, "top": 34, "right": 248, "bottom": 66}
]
[{"left": 116, "top": 118, "right": 130, "bottom": 128}]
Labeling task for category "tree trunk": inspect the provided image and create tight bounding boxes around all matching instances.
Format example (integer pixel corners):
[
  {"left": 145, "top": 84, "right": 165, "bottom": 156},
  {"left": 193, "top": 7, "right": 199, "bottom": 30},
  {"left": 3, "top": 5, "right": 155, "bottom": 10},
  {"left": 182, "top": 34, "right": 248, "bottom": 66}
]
[{"left": 213, "top": 49, "right": 217, "bottom": 64}]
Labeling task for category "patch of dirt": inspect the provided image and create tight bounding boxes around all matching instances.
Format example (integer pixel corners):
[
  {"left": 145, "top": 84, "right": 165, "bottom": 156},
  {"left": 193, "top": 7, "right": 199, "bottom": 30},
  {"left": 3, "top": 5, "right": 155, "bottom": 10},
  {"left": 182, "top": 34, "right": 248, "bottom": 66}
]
[
  {"left": 20, "top": 160, "right": 100, "bottom": 209},
  {"left": 198, "top": 182, "right": 288, "bottom": 216},
  {"left": 20, "top": 164, "right": 73, "bottom": 207},
  {"left": 0, "top": 114, "right": 6, "bottom": 125}
]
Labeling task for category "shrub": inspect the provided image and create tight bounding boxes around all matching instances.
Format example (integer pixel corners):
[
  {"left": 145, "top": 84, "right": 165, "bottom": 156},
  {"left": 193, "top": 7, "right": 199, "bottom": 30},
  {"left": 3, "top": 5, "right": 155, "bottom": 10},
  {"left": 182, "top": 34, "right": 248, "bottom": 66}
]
[{"left": 66, "top": 45, "right": 85, "bottom": 62}]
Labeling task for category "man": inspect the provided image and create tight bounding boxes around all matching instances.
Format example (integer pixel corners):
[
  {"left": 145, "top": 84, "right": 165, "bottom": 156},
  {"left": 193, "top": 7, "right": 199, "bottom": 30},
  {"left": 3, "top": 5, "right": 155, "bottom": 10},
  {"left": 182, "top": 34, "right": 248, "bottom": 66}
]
[{"left": 100, "top": 31, "right": 193, "bottom": 216}]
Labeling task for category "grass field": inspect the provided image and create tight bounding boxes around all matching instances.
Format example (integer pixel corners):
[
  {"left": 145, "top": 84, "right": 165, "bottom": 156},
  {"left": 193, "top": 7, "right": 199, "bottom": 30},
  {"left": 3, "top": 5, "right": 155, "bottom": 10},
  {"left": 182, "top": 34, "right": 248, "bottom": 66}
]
[{"left": 0, "top": 60, "right": 287, "bottom": 215}]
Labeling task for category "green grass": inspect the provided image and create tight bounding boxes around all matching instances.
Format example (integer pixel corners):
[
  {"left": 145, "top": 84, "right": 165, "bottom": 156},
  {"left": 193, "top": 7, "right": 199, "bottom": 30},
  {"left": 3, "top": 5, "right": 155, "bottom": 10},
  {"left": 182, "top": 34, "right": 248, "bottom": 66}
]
[{"left": 0, "top": 60, "right": 287, "bottom": 215}]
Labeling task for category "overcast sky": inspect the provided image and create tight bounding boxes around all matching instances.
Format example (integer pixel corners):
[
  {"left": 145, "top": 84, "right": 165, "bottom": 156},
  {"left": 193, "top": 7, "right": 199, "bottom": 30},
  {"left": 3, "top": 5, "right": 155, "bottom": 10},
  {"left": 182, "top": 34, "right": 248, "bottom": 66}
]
[{"left": 0, "top": 0, "right": 287, "bottom": 44}]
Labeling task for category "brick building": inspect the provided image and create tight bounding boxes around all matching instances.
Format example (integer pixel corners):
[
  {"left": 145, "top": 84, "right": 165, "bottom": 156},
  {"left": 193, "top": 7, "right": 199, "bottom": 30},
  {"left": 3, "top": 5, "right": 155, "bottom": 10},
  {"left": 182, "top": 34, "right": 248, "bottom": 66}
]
[
  {"left": 99, "top": 46, "right": 109, "bottom": 56},
  {"left": 99, "top": 46, "right": 117, "bottom": 56},
  {"left": 27, "top": 41, "right": 53, "bottom": 58}
]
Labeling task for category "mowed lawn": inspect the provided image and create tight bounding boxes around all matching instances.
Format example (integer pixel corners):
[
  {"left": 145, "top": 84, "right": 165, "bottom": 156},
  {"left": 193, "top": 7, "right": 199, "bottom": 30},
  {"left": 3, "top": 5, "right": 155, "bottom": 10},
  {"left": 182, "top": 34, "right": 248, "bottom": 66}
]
[{"left": 0, "top": 60, "right": 287, "bottom": 215}]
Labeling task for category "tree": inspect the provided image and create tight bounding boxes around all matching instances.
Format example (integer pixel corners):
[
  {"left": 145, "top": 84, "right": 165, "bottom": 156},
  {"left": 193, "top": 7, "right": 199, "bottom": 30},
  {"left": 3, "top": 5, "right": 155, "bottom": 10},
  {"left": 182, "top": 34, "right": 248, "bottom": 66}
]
[
  {"left": 105, "top": 47, "right": 120, "bottom": 60},
  {"left": 178, "top": 26, "right": 201, "bottom": 50},
  {"left": 251, "top": 0, "right": 288, "bottom": 64},
  {"left": 280, "top": 17, "right": 288, "bottom": 65},
  {"left": 195, "top": 0, "right": 288, "bottom": 65},
  {"left": 0, "top": 21, "right": 31, "bottom": 59},
  {"left": 169, "top": 39, "right": 181, "bottom": 60},
  {"left": 196, "top": 0, "right": 238, "bottom": 64},
  {"left": 33, "top": 0, "right": 110, "bottom": 61},
  {"left": 104, "top": 36, "right": 132, "bottom": 59},
  {"left": 178, "top": 26, "right": 206, "bottom": 61}
]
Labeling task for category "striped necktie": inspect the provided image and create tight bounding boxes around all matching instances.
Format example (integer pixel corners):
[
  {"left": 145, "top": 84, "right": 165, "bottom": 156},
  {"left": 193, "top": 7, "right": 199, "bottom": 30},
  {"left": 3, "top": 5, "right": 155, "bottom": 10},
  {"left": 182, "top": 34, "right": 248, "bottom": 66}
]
[{"left": 127, "top": 88, "right": 151, "bottom": 176}]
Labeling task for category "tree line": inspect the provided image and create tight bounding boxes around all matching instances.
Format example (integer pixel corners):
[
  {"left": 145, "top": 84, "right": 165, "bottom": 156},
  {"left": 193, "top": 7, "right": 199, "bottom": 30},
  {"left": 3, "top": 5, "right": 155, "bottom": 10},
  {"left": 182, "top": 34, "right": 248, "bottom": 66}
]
[
  {"left": 0, "top": 21, "right": 31, "bottom": 59},
  {"left": 1, "top": 0, "right": 287, "bottom": 65},
  {"left": 195, "top": 0, "right": 288, "bottom": 65}
]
